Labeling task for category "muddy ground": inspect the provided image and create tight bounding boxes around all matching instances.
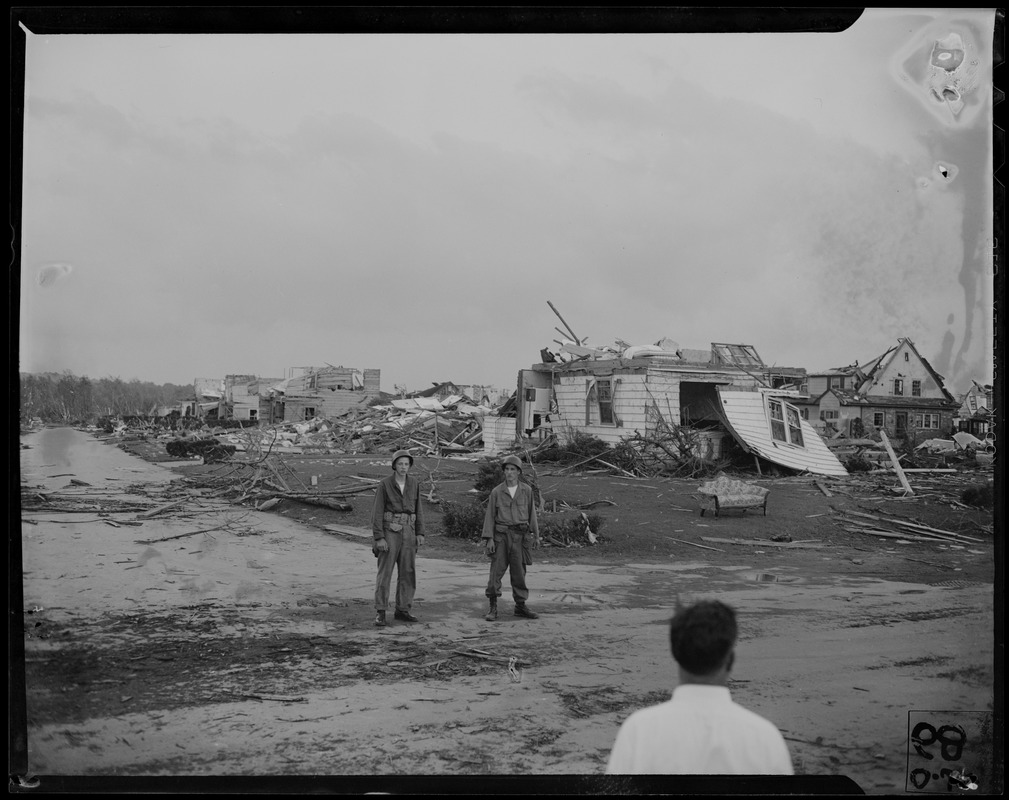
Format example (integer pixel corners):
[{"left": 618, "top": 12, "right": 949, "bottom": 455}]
[{"left": 13, "top": 427, "right": 1000, "bottom": 793}]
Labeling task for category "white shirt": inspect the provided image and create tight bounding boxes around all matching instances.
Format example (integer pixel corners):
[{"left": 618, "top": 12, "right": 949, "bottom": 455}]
[{"left": 605, "top": 684, "right": 793, "bottom": 775}]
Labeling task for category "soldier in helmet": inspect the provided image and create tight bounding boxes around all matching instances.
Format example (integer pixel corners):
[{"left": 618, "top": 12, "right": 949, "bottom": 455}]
[
  {"left": 370, "top": 449, "right": 425, "bottom": 627},
  {"left": 481, "top": 454, "right": 540, "bottom": 621}
]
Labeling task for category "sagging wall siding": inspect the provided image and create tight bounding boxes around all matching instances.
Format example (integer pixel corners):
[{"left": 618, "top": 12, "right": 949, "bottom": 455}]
[
  {"left": 483, "top": 415, "right": 518, "bottom": 453},
  {"left": 548, "top": 367, "right": 756, "bottom": 445},
  {"left": 284, "top": 391, "right": 376, "bottom": 422}
]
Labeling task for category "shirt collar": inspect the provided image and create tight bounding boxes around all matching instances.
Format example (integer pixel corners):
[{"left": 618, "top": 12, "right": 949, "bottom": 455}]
[{"left": 672, "top": 684, "right": 732, "bottom": 704}]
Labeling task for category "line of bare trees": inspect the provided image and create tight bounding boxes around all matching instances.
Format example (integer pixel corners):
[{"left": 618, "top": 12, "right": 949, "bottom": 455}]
[{"left": 19, "top": 372, "right": 193, "bottom": 424}]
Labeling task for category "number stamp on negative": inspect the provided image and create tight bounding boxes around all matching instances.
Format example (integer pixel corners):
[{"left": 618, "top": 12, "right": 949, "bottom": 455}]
[{"left": 906, "top": 711, "right": 993, "bottom": 793}]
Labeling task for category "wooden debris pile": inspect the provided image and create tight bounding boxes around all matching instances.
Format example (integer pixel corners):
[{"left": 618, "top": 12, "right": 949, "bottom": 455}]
[
  {"left": 90, "top": 395, "right": 496, "bottom": 461},
  {"left": 175, "top": 438, "right": 380, "bottom": 512},
  {"left": 190, "top": 399, "right": 489, "bottom": 459},
  {"left": 826, "top": 432, "right": 994, "bottom": 474},
  {"left": 525, "top": 415, "right": 728, "bottom": 480},
  {"left": 20, "top": 483, "right": 156, "bottom": 515},
  {"left": 831, "top": 507, "right": 989, "bottom": 546}
]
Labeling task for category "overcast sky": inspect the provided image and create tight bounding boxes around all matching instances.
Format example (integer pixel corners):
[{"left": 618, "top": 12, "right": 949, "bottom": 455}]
[{"left": 16, "top": 8, "right": 997, "bottom": 395}]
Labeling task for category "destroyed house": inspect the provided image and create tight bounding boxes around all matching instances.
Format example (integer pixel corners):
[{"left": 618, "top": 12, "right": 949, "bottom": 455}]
[
  {"left": 514, "top": 341, "right": 845, "bottom": 476},
  {"left": 956, "top": 380, "right": 993, "bottom": 437},
  {"left": 791, "top": 338, "right": 959, "bottom": 442},
  {"left": 224, "top": 374, "right": 284, "bottom": 422},
  {"left": 406, "top": 382, "right": 471, "bottom": 403},
  {"left": 271, "top": 365, "right": 381, "bottom": 423},
  {"left": 185, "top": 378, "right": 224, "bottom": 419}
]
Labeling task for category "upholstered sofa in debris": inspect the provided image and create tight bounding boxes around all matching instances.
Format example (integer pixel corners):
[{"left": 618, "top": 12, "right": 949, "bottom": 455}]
[{"left": 698, "top": 475, "right": 769, "bottom": 517}]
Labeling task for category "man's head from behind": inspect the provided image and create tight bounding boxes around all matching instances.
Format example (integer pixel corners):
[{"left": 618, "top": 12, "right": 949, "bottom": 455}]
[{"left": 669, "top": 600, "right": 738, "bottom": 682}]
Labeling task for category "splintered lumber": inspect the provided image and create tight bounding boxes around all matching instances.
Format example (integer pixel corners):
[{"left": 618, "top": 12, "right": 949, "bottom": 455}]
[
  {"left": 451, "top": 650, "right": 529, "bottom": 667},
  {"left": 665, "top": 536, "right": 724, "bottom": 552},
  {"left": 840, "top": 510, "right": 983, "bottom": 543},
  {"left": 135, "top": 521, "right": 234, "bottom": 544},
  {"left": 136, "top": 497, "right": 189, "bottom": 519},
  {"left": 700, "top": 537, "right": 823, "bottom": 549},
  {"left": 547, "top": 300, "right": 581, "bottom": 344},
  {"left": 842, "top": 525, "right": 932, "bottom": 543},
  {"left": 879, "top": 430, "right": 913, "bottom": 496},
  {"left": 281, "top": 495, "right": 353, "bottom": 511},
  {"left": 813, "top": 481, "right": 833, "bottom": 497},
  {"left": 323, "top": 523, "right": 372, "bottom": 539}
]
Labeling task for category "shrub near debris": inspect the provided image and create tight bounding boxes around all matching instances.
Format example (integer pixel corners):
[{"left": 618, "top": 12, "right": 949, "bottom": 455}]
[
  {"left": 539, "top": 512, "right": 605, "bottom": 547},
  {"left": 441, "top": 500, "right": 486, "bottom": 540},
  {"left": 960, "top": 482, "right": 994, "bottom": 509},
  {"left": 440, "top": 499, "right": 605, "bottom": 547}
]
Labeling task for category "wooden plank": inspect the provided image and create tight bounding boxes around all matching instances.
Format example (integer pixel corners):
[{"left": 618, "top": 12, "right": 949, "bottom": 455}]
[
  {"left": 323, "top": 523, "right": 372, "bottom": 539},
  {"left": 135, "top": 497, "right": 189, "bottom": 519},
  {"left": 879, "top": 430, "right": 914, "bottom": 496},
  {"left": 666, "top": 536, "right": 724, "bottom": 552},
  {"left": 700, "top": 537, "right": 823, "bottom": 549},
  {"left": 838, "top": 510, "right": 982, "bottom": 543}
]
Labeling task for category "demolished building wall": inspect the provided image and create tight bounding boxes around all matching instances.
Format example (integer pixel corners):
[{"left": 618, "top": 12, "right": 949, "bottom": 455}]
[
  {"left": 276, "top": 365, "right": 382, "bottom": 424},
  {"left": 225, "top": 374, "right": 284, "bottom": 422},
  {"left": 537, "top": 361, "right": 760, "bottom": 447}
]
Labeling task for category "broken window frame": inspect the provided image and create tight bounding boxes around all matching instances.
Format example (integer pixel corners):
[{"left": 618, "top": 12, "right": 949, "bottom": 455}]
[
  {"left": 597, "top": 378, "right": 615, "bottom": 425},
  {"left": 893, "top": 378, "right": 904, "bottom": 396},
  {"left": 584, "top": 377, "right": 616, "bottom": 426},
  {"left": 786, "top": 406, "right": 804, "bottom": 446},
  {"left": 767, "top": 398, "right": 805, "bottom": 448},
  {"left": 819, "top": 409, "right": 839, "bottom": 421},
  {"left": 304, "top": 407, "right": 316, "bottom": 420}
]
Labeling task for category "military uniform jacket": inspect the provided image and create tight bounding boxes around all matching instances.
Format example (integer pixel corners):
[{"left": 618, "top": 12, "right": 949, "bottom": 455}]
[
  {"left": 482, "top": 481, "right": 539, "bottom": 540},
  {"left": 371, "top": 474, "right": 425, "bottom": 541}
]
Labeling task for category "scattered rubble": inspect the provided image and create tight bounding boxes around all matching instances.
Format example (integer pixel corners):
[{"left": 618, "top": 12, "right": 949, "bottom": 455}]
[{"left": 93, "top": 393, "right": 492, "bottom": 462}]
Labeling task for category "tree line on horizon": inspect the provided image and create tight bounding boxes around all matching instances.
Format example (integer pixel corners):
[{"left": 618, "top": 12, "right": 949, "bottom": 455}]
[{"left": 19, "top": 372, "right": 193, "bottom": 424}]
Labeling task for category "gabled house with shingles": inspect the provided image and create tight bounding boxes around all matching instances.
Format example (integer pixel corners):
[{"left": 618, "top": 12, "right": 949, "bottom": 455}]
[
  {"left": 792, "top": 338, "right": 959, "bottom": 442},
  {"left": 956, "top": 380, "right": 993, "bottom": 437}
]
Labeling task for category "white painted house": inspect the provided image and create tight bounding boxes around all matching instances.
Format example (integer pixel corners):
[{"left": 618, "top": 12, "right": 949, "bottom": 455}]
[{"left": 512, "top": 342, "right": 845, "bottom": 475}]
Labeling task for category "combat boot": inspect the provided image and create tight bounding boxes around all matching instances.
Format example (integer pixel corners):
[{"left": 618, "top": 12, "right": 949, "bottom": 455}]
[
  {"left": 514, "top": 602, "right": 539, "bottom": 619},
  {"left": 485, "top": 598, "right": 498, "bottom": 622},
  {"left": 374, "top": 610, "right": 387, "bottom": 627}
]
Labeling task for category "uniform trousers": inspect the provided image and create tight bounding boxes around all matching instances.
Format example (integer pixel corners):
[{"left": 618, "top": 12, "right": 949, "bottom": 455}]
[
  {"left": 485, "top": 529, "right": 530, "bottom": 603},
  {"left": 374, "top": 529, "right": 416, "bottom": 612}
]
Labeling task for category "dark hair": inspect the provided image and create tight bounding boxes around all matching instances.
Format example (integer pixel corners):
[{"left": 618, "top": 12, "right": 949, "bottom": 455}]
[{"left": 669, "top": 600, "right": 738, "bottom": 675}]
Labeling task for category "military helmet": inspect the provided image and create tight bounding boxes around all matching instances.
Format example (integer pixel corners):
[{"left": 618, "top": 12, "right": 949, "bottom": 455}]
[
  {"left": 391, "top": 449, "right": 414, "bottom": 468},
  {"left": 501, "top": 454, "right": 523, "bottom": 472}
]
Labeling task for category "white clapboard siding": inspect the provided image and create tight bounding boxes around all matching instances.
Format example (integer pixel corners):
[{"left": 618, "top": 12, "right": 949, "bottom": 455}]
[
  {"left": 718, "top": 389, "right": 848, "bottom": 476},
  {"left": 550, "top": 369, "right": 760, "bottom": 445}
]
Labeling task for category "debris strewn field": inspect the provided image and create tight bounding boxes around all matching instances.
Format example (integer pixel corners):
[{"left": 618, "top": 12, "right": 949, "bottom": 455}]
[{"left": 17, "top": 425, "right": 997, "bottom": 792}]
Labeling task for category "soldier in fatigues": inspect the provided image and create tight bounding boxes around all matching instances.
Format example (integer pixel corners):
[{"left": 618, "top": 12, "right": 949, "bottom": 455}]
[
  {"left": 482, "top": 455, "right": 539, "bottom": 621},
  {"left": 371, "top": 450, "right": 425, "bottom": 626}
]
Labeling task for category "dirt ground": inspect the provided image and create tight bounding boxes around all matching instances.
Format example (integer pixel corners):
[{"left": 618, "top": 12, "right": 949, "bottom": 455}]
[{"left": 13, "top": 427, "right": 999, "bottom": 793}]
